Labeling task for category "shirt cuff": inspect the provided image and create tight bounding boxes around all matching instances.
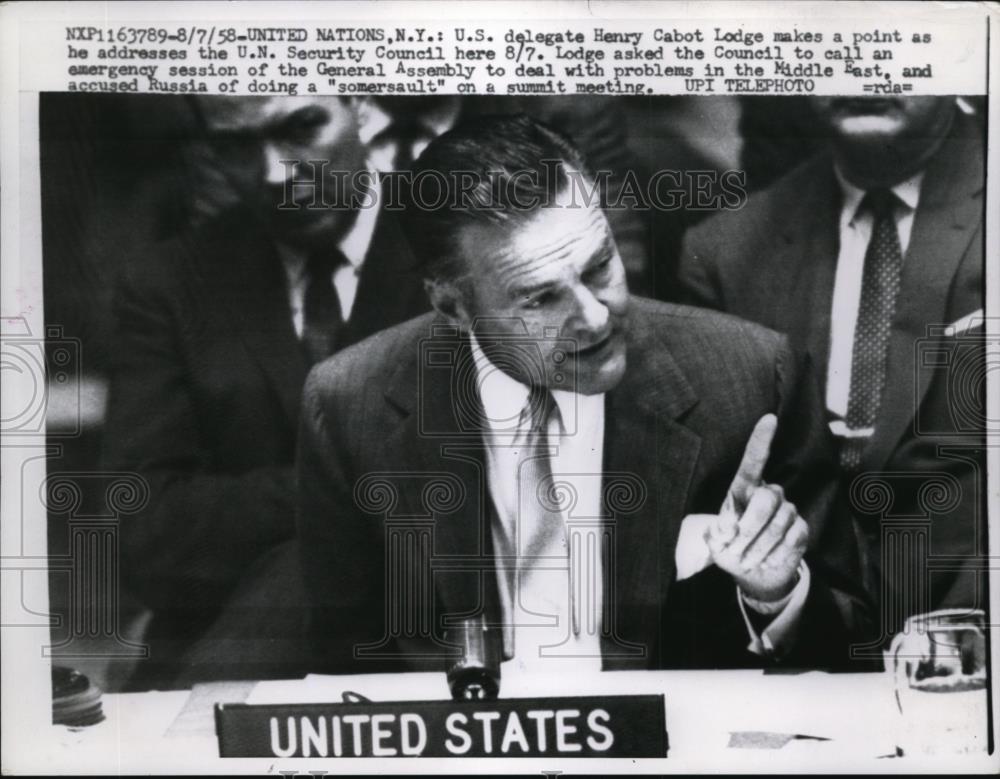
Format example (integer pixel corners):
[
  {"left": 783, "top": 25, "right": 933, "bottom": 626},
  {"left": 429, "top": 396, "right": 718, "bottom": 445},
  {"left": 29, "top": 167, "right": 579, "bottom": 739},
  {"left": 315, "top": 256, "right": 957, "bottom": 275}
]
[
  {"left": 674, "top": 514, "right": 714, "bottom": 581},
  {"left": 738, "top": 561, "right": 811, "bottom": 659}
]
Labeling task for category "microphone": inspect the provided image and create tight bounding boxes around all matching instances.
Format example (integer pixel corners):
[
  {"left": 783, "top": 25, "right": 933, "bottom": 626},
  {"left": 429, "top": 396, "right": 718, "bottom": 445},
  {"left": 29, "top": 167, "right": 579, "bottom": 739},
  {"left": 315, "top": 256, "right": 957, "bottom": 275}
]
[{"left": 445, "top": 614, "right": 501, "bottom": 701}]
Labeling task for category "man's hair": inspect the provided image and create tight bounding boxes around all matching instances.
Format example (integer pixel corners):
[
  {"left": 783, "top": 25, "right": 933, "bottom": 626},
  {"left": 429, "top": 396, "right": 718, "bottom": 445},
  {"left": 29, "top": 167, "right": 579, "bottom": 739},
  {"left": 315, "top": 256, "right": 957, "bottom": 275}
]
[{"left": 397, "top": 114, "right": 592, "bottom": 282}]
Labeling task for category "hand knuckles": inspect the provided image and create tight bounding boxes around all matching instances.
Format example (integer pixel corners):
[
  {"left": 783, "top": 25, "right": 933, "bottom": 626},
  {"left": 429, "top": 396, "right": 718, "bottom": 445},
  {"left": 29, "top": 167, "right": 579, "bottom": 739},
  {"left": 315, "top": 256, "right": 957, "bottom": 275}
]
[
  {"left": 754, "top": 485, "right": 781, "bottom": 512},
  {"left": 780, "top": 503, "right": 798, "bottom": 527},
  {"left": 766, "top": 515, "right": 787, "bottom": 538}
]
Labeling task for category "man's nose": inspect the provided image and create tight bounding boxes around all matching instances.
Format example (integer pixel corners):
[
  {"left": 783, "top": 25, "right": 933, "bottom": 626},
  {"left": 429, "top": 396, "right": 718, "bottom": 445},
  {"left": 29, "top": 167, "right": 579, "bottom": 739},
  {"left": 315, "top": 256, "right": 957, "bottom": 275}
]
[{"left": 571, "top": 285, "right": 610, "bottom": 336}]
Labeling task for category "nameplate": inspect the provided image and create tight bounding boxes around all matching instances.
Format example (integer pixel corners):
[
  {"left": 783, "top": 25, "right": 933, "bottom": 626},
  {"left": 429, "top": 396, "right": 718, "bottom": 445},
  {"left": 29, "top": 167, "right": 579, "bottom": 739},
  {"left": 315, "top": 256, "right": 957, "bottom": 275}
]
[{"left": 215, "top": 695, "right": 666, "bottom": 758}]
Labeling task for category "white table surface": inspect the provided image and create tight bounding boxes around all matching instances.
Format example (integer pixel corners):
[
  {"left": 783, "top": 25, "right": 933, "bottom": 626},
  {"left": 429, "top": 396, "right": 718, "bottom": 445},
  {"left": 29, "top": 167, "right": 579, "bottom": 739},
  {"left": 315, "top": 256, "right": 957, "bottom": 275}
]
[{"left": 41, "top": 669, "right": 995, "bottom": 774}]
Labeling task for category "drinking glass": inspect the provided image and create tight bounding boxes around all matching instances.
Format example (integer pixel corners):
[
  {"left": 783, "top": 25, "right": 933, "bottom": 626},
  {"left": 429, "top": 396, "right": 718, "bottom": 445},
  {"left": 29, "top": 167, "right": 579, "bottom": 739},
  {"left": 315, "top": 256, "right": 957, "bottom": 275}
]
[{"left": 884, "top": 608, "right": 988, "bottom": 756}]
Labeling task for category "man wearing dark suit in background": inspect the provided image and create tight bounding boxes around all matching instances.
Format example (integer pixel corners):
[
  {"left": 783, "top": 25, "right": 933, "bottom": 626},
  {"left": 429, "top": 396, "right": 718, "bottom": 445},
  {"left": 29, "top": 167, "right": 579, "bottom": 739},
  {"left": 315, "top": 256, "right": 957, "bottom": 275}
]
[
  {"left": 297, "top": 116, "right": 870, "bottom": 676},
  {"left": 103, "top": 96, "right": 434, "bottom": 688},
  {"left": 678, "top": 97, "right": 986, "bottom": 647}
]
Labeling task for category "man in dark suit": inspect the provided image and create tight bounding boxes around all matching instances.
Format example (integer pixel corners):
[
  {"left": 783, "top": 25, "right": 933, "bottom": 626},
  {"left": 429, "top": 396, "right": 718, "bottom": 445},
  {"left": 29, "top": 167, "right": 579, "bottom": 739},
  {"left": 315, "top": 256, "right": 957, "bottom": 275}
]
[
  {"left": 102, "top": 97, "right": 430, "bottom": 688},
  {"left": 297, "top": 115, "right": 870, "bottom": 676},
  {"left": 678, "top": 97, "right": 986, "bottom": 648}
]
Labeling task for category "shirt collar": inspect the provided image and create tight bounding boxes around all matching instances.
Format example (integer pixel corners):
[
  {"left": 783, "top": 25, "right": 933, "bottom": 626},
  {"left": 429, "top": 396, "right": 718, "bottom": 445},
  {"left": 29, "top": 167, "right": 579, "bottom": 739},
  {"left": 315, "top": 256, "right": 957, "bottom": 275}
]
[
  {"left": 835, "top": 165, "right": 924, "bottom": 229},
  {"left": 468, "top": 331, "right": 599, "bottom": 437},
  {"left": 337, "top": 183, "right": 378, "bottom": 268},
  {"left": 274, "top": 206, "right": 372, "bottom": 284},
  {"left": 275, "top": 241, "right": 307, "bottom": 285}
]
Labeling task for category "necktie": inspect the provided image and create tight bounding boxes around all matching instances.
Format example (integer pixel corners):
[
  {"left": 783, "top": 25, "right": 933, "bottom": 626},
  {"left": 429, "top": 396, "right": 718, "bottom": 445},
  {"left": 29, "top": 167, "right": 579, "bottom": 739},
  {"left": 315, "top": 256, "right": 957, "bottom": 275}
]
[
  {"left": 840, "top": 189, "right": 904, "bottom": 471},
  {"left": 509, "top": 389, "right": 579, "bottom": 666},
  {"left": 518, "top": 389, "right": 565, "bottom": 564},
  {"left": 301, "top": 247, "right": 348, "bottom": 366}
]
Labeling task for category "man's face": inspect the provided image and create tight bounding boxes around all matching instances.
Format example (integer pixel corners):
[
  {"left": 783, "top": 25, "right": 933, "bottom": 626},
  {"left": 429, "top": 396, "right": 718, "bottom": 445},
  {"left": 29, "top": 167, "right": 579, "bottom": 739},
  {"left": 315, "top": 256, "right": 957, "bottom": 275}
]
[
  {"left": 808, "top": 96, "right": 955, "bottom": 185},
  {"left": 199, "top": 97, "right": 366, "bottom": 249},
  {"left": 450, "top": 193, "right": 630, "bottom": 396}
]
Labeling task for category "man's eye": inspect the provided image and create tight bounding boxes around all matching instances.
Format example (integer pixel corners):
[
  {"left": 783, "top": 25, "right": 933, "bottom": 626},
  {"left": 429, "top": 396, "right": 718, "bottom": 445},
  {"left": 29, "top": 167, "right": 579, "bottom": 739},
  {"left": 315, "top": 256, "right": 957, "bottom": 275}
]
[
  {"left": 275, "top": 107, "right": 331, "bottom": 142},
  {"left": 524, "top": 291, "right": 554, "bottom": 309},
  {"left": 585, "top": 256, "right": 613, "bottom": 280}
]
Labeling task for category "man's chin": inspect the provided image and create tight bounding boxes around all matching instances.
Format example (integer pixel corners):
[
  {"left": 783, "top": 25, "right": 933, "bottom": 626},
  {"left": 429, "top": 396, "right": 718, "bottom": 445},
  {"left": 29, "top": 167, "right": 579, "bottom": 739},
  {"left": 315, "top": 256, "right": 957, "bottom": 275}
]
[
  {"left": 573, "top": 350, "right": 627, "bottom": 395},
  {"left": 267, "top": 208, "right": 351, "bottom": 249}
]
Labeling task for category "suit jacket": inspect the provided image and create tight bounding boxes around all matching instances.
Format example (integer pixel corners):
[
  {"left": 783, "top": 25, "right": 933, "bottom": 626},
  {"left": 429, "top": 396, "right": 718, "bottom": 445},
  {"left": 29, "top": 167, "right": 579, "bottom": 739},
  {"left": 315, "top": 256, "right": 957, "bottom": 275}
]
[
  {"left": 678, "top": 109, "right": 987, "bottom": 637},
  {"left": 102, "top": 205, "right": 428, "bottom": 688},
  {"left": 297, "top": 297, "right": 871, "bottom": 675}
]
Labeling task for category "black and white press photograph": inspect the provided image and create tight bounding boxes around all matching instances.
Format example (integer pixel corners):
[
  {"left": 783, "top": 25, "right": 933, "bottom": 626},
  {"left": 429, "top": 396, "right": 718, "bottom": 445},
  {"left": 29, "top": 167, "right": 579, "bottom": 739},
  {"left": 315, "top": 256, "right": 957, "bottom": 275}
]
[{"left": 1, "top": 0, "right": 996, "bottom": 773}]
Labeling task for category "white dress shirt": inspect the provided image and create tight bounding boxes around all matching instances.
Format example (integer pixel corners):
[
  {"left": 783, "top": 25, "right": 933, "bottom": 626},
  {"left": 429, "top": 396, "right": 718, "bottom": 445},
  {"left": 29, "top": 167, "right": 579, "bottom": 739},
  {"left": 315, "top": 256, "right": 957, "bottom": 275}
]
[
  {"left": 826, "top": 169, "right": 924, "bottom": 426},
  {"left": 471, "top": 334, "right": 605, "bottom": 673},
  {"left": 470, "top": 335, "right": 810, "bottom": 667}
]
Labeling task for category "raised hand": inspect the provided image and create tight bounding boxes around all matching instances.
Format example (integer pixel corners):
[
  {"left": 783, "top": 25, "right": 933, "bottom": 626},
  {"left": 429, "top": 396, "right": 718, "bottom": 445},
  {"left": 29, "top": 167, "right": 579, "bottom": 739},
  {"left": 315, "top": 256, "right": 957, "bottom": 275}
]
[{"left": 704, "top": 414, "right": 809, "bottom": 603}]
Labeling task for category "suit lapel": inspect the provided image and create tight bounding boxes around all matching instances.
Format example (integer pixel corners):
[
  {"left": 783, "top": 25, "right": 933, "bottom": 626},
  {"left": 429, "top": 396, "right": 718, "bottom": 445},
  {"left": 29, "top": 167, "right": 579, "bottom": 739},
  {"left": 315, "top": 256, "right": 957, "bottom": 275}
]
[
  {"left": 863, "top": 114, "right": 984, "bottom": 470},
  {"left": 601, "top": 312, "right": 701, "bottom": 668},
  {"left": 770, "top": 157, "right": 841, "bottom": 387},
  {"left": 383, "top": 322, "right": 502, "bottom": 633},
  {"left": 345, "top": 207, "right": 424, "bottom": 345},
  {"left": 381, "top": 308, "right": 707, "bottom": 666},
  {"left": 192, "top": 212, "right": 308, "bottom": 428}
]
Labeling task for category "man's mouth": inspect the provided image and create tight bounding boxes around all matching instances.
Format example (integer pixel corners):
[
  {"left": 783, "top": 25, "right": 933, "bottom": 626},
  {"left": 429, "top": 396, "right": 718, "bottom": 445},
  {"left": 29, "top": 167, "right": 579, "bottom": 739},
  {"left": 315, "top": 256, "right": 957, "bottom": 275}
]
[{"left": 575, "top": 332, "right": 614, "bottom": 359}]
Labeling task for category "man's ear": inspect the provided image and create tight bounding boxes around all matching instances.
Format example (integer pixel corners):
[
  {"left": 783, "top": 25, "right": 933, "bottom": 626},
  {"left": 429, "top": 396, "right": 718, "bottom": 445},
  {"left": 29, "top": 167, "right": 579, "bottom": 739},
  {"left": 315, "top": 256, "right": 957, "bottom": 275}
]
[{"left": 424, "top": 277, "right": 473, "bottom": 329}]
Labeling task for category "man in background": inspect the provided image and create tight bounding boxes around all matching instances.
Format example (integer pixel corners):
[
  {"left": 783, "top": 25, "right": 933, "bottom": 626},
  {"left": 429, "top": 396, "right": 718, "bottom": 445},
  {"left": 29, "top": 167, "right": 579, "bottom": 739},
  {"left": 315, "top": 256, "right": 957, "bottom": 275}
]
[
  {"left": 678, "top": 97, "right": 986, "bottom": 644},
  {"left": 103, "top": 95, "right": 439, "bottom": 687}
]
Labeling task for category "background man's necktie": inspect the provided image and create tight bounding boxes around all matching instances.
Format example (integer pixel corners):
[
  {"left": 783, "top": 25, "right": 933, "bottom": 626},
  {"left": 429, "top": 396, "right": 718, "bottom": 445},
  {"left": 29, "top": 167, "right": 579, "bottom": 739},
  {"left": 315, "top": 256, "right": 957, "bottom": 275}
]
[
  {"left": 301, "top": 247, "right": 348, "bottom": 366},
  {"left": 840, "top": 189, "right": 904, "bottom": 471}
]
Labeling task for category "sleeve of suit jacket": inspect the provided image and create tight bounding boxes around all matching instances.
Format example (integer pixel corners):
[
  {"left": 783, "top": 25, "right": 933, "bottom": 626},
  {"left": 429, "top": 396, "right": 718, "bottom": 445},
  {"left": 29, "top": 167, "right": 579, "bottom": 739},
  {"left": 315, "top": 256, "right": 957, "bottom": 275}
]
[
  {"left": 102, "top": 270, "right": 295, "bottom": 614},
  {"left": 664, "top": 336, "right": 873, "bottom": 670},
  {"left": 674, "top": 214, "right": 727, "bottom": 309},
  {"left": 764, "top": 342, "right": 874, "bottom": 669},
  {"left": 297, "top": 357, "right": 393, "bottom": 674}
]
